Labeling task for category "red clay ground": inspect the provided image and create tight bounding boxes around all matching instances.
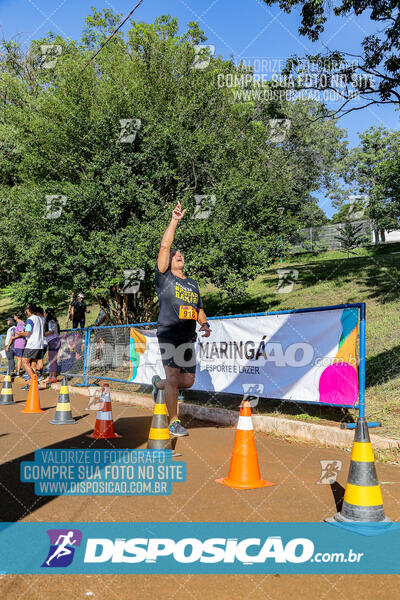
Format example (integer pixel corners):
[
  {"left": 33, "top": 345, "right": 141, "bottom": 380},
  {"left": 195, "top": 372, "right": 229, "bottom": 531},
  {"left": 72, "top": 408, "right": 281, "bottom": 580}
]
[{"left": 0, "top": 379, "right": 399, "bottom": 599}]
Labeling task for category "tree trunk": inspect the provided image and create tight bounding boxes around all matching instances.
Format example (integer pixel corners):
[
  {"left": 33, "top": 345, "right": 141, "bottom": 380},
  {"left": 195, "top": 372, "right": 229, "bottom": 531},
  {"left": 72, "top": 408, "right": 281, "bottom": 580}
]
[{"left": 102, "top": 283, "right": 157, "bottom": 325}]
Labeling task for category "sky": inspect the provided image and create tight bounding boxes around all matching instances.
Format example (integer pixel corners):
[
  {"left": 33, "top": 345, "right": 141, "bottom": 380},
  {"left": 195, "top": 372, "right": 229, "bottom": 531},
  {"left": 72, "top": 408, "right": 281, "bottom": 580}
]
[{"left": 0, "top": 0, "right": 398, "bottom": 217}]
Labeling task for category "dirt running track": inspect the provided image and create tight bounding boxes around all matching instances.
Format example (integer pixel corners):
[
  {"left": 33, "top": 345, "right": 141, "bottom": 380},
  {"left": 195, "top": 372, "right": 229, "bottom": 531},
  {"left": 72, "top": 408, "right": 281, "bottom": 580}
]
[{"left": 0, "top": 380, "right": 399, "bottom": 600}]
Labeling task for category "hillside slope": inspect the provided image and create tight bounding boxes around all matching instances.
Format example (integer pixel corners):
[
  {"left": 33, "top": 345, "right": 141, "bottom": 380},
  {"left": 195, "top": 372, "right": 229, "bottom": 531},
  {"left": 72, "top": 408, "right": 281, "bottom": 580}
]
[{"left": 203, "top": 243, "right": 400, "bottom": 442}]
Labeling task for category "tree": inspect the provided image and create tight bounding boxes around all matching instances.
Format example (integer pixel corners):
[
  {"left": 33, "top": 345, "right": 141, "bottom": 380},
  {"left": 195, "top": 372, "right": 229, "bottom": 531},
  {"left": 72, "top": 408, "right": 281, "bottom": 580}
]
[
  {"left": 329, "top": 127, "right": 400, "bottom": 204},
  {"left": 331, "top": 201, "right": 365, "bottom": 223},
  {"left": 0, "top": 11, "right": 346, "bottom": 323},
  {"left": 328, "top": 126, "right": 400, "bottom": 231},
  {"left": 370, "top": 155, "right": 400, "bottom": 231},
  {"left": 262, "top": 0, "right": 400, "bottom": 116},
  {"left": 297, "top": 197, "right": 328, "bottom": 227},
  {"left": 334, "top": 221, "right": 368, "bottom": 257}
]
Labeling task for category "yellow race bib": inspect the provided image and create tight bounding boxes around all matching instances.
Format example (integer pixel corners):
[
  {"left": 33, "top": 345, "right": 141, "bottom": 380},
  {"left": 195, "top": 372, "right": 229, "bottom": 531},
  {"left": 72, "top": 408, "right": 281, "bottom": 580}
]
[{"left": 179, "top": 305, "right": 197, "bottom": 320}]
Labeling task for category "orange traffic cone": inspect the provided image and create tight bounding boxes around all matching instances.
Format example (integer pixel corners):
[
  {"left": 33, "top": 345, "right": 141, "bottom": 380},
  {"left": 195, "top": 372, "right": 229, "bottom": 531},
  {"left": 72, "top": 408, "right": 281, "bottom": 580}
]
[
  {"left": 21, "top": 374, "right": 44, "bottom": 414},
  {"left": 216, "top": 400, "right": 274, "bottom": 489},
  {"left": 87, "top": 384, "right": 121, "bottom": 439}
]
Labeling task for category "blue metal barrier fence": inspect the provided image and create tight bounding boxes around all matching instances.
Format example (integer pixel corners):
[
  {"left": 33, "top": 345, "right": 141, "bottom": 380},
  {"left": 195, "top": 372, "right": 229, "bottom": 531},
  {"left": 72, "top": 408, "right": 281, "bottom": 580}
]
[{"left": 1, "top": 303, "right": 377, "bottom": 428}]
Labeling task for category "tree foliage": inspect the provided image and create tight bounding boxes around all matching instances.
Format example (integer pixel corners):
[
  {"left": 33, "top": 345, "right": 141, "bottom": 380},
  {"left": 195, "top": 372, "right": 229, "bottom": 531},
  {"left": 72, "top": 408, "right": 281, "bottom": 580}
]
[
  {"left": 297, "top": 196, "right": 328, "bottom": 227},
  {"left": 334, "top": 221, "right": 368, "bottom": 256},
  {"left": 328, "top": 126, "right": 400, "bottom": 230},
  {"left": 370, "top": 155, "right": 400, "bottom": 231},
  {"left": 0, "top": 10, "right": 345, "bottom": 323},
  {"left": 262, "top": 0, "right": 400, "bottom": 116}
]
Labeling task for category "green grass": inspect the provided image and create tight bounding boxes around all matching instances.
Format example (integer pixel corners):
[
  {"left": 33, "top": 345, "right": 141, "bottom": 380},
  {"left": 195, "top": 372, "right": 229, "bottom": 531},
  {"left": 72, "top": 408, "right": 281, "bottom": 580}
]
[
  {"left": 202, "top": 243, "right": 400, "bottom": 443},
  {"left": 0, "top": 288, "right": 19, "bottom": 327}
]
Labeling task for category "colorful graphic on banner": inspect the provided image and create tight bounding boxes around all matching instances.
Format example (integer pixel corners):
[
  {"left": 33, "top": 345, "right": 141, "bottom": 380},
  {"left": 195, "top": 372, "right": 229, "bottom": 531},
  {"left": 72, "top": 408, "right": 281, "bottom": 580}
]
[
  {"left": 123, "top": 308, "right": 359, "bottom": 407},
  {"left": 128, "top": 327, "right": 147, "bottom": 381},
  {"left": 318, "top": 308, "right": 358, "bottom": 405}
]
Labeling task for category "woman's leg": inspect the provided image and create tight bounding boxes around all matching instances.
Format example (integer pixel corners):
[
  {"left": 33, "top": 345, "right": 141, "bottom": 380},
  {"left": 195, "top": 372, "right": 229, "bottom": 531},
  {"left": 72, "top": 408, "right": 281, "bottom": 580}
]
[
  {"left": 178, "top": 372, "right": 195, "bottom": 389},
  {"left": 6, "top": 351, "right": 15, "bottom": 374},
  {"left": 160, "top": 366, "right": 180, "bottom": 423},
  {"left": 156, "top": 338, "right": 195, "bottom": 396},
  {"left": 47, "top": 349, "right": 56, "bottom": 381},
  {"left": 156, "top": 371, "right": 194, "bottom": 428},
  {"left": 22, "top": 358, "right": 34, "bottom": 379}
]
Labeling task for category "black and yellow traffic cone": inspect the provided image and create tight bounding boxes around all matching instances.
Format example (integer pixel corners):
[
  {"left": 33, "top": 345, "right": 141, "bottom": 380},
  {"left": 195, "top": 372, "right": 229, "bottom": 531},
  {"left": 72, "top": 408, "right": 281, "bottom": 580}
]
[
  {"left": 326, "top": 417, "right": 391, "bottom": 527},
  {"left": 147, "top": 390, "right": 171, "bottom": 450},
  {"left": 50, "top": 377, "right": 76, "bottom": 425},
  {"left": 0, "top": 371, "right": 16, "bottom": 405}
]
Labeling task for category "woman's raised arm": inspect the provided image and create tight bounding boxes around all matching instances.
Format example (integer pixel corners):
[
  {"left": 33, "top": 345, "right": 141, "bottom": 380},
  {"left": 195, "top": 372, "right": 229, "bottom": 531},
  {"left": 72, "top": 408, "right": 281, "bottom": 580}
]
[{"left": 157, "top": 201, "right": 186, "bottom": 273}]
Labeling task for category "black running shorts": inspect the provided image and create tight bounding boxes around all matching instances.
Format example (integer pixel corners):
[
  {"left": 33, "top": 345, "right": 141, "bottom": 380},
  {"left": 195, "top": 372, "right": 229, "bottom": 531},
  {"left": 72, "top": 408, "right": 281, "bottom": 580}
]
[
  {"left": 23, "top": 348, "right": 42, "bottom": 360},
  {"left": 157, "top": 336, "right": 196, "bottom": 374}
]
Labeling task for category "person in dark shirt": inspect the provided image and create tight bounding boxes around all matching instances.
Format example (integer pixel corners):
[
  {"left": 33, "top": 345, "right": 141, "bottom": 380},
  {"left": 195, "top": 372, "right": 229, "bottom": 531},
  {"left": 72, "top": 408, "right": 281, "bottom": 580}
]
[
  {"left": 152, "top": 201, "right": 211, "bottom": 437},
  {"left": 71, "top": 293, "right": 88, "bottom": 329}
]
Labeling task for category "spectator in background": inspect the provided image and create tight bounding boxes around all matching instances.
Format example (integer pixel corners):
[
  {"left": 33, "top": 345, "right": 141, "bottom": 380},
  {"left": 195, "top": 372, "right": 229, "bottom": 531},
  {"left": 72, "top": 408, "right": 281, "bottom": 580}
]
[
  {"left": 94, "top": 305, "right": 111, "bottom": 327},
  {"left": 71, "top": 293, "right": 89, "bottom": 329},
  {"left": 4, "top": 317, "right": 16, "bottom": 376},
  {"left": 12, "top": 311, "right": 26, "bottom": 377},
  {"left": 14, "top": 302, "right": 44, "bottom": 390},
  {"left": 57, "top": 333, "right": 77, "bottom": 374},
  {"left": 93, "top": 303, "right": 111, "bottom": 363},
  {"left": 43, "top": 308, "right": 60, "bottom": 384}
]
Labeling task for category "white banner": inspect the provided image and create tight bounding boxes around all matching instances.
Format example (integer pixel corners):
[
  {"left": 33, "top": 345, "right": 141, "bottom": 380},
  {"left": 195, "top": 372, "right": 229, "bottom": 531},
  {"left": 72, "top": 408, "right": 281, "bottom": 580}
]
[{"left": 131, "top": 308, "right": 359, "bottom": 406}]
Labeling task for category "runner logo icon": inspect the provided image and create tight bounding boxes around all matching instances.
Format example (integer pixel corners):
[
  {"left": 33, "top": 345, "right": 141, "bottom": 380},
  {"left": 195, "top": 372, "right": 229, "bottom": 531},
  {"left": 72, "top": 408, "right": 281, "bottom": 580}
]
[{"left": 41, "top": 529, "right": 82, "bottom": 567}]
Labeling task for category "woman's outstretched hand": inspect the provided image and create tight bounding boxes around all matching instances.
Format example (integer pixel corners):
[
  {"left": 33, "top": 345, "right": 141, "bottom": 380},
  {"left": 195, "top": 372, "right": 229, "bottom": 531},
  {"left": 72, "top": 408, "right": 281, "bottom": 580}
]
[
  {"left": 199, "top": 323, "right": 211, "bottom": 338},
  {"left": 172, "top": 201, "right": 186, "bottom": 221}
]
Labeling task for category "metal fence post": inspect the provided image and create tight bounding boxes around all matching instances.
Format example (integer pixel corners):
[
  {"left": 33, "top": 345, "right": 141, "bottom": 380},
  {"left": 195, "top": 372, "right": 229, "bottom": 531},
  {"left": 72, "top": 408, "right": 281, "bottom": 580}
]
[
  {"left": 358, "top": 302, "right": 366, "bottom": 420},
  {"left": 344, "top": 302, "right": 380, "bottom": 428},
  {"left": 81, "top": 327, "right": 91, "bottom": 386}
]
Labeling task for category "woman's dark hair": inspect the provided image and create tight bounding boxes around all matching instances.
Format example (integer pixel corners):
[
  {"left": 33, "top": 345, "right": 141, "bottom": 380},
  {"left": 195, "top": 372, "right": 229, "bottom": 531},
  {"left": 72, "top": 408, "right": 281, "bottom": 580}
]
[
  {"left": 44, "top": 308, "right": 59, "bottom": 332},
  {"left": 25, "top": 302, "right": 37, "bottom": 314},
  {"left": 13, "top": 311, "right": 24, "bottom": 321},
  {"left": 168, "top": 248, "right": 178, "bottom": 270}
]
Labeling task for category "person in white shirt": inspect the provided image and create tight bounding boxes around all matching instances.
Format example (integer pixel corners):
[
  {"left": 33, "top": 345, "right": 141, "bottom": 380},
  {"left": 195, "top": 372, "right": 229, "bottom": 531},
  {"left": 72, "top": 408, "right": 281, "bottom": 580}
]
[
  {"left": 13, "top": 303, "right": 44, "bottom": 389},
  {"left": 4, "top": 317, "right": 16, "bottom": 375},
  {"left": 35, "top": 306, "right": 46, "bottom": 380}
]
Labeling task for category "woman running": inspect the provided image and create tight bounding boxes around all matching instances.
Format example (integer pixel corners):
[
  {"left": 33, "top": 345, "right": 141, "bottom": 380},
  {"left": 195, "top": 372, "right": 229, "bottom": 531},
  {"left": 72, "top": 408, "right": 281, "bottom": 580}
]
[{"left": 152, "top": 201, "right": 211, "bottom": 436}]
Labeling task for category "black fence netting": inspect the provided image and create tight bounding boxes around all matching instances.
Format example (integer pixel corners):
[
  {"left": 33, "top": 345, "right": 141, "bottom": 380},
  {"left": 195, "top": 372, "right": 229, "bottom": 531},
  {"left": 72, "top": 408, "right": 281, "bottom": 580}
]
[{"left": 57, "top": 328, "right": 87, "bottom": 377}]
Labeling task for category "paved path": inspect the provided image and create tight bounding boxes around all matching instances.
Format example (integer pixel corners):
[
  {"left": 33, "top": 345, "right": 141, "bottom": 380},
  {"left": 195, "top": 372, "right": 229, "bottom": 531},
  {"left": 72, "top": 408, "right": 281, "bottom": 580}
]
[{"left": 0, "top": 379, "right": 399, "bottom": 599}]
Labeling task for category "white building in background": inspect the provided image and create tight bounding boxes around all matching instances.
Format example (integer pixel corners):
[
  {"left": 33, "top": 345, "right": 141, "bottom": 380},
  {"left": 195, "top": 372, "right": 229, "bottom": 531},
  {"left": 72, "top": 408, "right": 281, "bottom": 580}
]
[
  {"left": 385, "top": 230, "right": 400, "bottom": 242},
  {"left": 291, "top": 218, "right": 400, "bottom": 253},
  {"left": 349, "top": 195, "right": 400, "bottom": 245},
  {"left": 372, "top": 228, "right": 400, "bottom": 244}
]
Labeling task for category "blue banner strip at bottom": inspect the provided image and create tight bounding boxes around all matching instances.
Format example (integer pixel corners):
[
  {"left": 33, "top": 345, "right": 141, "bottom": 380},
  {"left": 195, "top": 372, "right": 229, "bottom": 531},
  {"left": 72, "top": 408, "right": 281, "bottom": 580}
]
[{"left": 0, "top": 522, "right": 399, "bottom": 575}]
